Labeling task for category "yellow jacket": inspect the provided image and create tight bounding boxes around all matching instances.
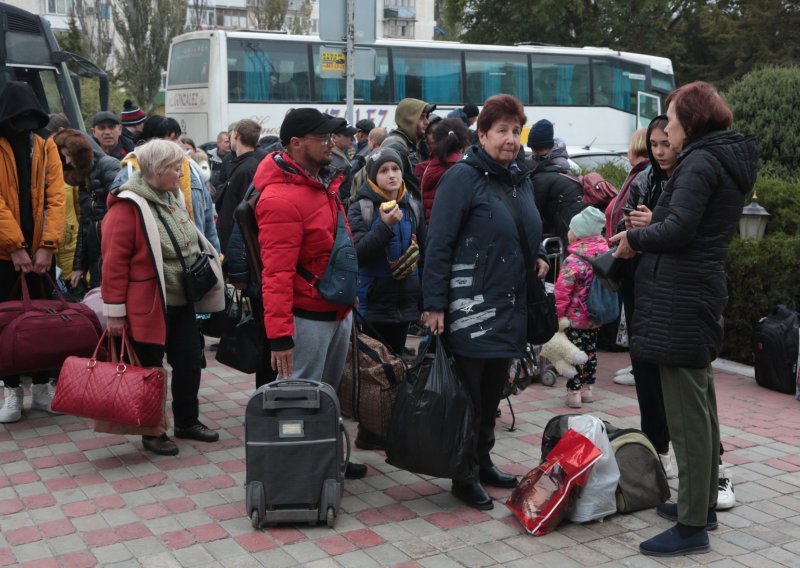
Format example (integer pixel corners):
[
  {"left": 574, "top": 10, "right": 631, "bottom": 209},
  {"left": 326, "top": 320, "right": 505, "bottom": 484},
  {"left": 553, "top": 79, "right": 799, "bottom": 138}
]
[
  {"left": 57, "top": 183, "right": 80, "bottom": 280},
  {"left": 0, "top": 134, "right": 65, "bottom": 260}
]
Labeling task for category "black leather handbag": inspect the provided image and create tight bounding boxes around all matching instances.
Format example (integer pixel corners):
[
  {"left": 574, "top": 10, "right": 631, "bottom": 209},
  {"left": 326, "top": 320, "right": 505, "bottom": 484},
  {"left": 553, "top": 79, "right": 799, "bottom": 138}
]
[
  {"left": 590, "top": 248, "right": 624, "bottom": 291},
  {"left": 157, "top": 210, "right": 219, "bottom": 303}
]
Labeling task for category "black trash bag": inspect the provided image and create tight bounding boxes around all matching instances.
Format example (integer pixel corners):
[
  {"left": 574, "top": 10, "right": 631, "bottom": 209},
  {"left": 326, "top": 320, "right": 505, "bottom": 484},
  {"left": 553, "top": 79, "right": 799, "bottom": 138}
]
[
  {"left": 385, "top": 337, "right": 474, "bottom": 479},
  {"left": 215, "top": 292, "right": 262, "bottom": 374}
]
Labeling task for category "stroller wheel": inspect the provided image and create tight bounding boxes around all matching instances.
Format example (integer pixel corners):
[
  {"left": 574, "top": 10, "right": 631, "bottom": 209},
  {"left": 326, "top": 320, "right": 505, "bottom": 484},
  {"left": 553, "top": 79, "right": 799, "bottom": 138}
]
[{"left": 540, "top": 369, "right": 558, "bottom": 387}]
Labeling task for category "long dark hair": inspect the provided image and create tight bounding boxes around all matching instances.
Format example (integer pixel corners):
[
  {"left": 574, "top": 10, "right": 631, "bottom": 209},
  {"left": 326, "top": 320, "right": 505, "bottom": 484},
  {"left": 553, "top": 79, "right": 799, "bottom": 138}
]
[{"left": 432, "top": 118, "right": 470, "bottom": 166}]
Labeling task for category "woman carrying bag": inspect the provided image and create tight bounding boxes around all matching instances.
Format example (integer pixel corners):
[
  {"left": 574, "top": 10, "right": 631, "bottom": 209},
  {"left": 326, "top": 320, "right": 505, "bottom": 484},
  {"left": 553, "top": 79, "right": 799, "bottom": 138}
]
[
  {"left": 101, "top": 139, "right": 224, "bottom": 456},
  {"left": 422, "top": 94, "right": 549, "bottom": 510}
]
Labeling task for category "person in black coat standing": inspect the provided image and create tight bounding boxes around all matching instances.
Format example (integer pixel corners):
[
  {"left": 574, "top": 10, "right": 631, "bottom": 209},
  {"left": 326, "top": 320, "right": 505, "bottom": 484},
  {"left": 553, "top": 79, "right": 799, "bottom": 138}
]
[
  {"left": 612, "top": 81, "right": 758, "bottom": 557},
  {"left": 423, "top": 94, "right": 549, "bottom": 511}
]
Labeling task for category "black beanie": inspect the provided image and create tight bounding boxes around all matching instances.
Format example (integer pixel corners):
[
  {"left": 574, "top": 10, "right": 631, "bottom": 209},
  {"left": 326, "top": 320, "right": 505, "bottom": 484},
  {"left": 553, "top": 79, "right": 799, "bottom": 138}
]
[
  {"left": 528, "top": 119, "right": 555, "bottom": 149},
  {"left": 366, "top": 148, "right": 403, "bottom": 184}
]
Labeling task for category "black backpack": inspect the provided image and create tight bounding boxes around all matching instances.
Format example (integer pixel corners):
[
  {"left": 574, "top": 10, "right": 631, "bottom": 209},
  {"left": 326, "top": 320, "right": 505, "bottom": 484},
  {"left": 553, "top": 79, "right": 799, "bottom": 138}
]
[
  {"left": 233, "top": 182, "right": 263, "bottom": 287},
  {"left": 752, "top": 305, "right": 800, "bottom": 394}
]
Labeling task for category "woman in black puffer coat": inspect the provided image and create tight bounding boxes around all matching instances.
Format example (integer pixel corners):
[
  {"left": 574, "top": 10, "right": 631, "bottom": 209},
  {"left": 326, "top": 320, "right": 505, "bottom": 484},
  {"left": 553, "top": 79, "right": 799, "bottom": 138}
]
[{"left": 612, "top": 82, "right": 758, "bottom": 557}]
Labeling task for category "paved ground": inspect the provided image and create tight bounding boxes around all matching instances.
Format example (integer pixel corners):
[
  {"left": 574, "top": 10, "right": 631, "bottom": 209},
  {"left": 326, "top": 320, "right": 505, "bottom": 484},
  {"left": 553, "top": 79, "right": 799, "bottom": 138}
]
[{"left": 1, "top": 347, "right": 799, "bottom": 568}]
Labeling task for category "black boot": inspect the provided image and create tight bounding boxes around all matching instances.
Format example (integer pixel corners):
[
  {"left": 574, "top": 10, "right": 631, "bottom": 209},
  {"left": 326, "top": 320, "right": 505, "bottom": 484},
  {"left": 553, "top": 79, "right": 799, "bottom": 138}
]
[{"left": 452, "top": 481, "right": 493, "bottom": 510}]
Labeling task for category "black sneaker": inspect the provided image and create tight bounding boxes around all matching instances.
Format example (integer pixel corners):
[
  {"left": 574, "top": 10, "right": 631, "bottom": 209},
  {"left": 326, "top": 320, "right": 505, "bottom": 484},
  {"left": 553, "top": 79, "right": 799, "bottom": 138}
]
[{"left": 345, "top": 462, "right": 367, "bottom": 479}]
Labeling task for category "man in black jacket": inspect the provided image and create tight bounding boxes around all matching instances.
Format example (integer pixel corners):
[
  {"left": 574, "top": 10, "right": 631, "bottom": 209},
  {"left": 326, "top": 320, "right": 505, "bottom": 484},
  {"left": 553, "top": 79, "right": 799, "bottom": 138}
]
[{"left": 216, "top": 119, "right": 265, "bottom": 255}]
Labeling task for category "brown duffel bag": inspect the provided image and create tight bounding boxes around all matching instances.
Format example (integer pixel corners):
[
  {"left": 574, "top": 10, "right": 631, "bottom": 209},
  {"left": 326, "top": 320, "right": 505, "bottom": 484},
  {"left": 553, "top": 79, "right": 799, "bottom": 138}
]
[{"left": 339, "top": 326, "right": 406, "bottom": 440}]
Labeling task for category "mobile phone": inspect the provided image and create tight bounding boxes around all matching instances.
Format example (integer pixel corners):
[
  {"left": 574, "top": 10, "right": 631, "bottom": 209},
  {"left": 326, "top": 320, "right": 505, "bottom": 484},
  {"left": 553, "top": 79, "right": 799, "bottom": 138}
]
[{"left": 621, "top": 206, "right": 635, "bottom": 215}]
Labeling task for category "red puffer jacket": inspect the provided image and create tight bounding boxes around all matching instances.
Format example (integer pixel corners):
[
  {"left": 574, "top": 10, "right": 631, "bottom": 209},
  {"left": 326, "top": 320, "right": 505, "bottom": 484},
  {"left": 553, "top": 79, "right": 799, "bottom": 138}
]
[
  {"left": 419, "top": 153, "right": 461, "bottom": 223},
  {"left": 254, "top": 151, "right": 350, "bottom": 350}
]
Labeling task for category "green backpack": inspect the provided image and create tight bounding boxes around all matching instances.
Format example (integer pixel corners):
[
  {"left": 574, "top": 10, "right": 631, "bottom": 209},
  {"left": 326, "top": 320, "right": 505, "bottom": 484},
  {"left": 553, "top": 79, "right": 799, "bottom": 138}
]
[{"left": 605, "top": 424, "right": 671, "bottom": 513}]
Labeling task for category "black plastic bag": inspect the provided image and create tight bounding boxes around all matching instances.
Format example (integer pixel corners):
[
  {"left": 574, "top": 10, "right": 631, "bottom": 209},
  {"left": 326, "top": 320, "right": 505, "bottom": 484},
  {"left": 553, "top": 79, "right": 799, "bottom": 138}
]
[
  {"left": 216, "top": 292, "right": 262, "bottom": 374},
  {"left": 385, "top": 337, "right": 474, "bottom": 479}
]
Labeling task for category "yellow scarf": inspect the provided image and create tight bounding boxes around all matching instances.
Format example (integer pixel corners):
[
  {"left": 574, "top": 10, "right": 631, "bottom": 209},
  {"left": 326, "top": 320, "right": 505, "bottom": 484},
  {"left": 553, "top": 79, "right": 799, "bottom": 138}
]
[
  {"left": 120, "top": 154, "right": 194, "bottom": 221},
  {"left": 367, "top": 179, "right": 406, "bottom": 205}
]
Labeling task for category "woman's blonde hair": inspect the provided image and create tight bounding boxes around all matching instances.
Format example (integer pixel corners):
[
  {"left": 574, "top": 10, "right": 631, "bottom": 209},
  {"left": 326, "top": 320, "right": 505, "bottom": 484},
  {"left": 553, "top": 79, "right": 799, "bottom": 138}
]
[
  {"left": 628, "top": 127, "right": 648, "bottom": 159},
  {"left": 136, "top": 139, "right": 184, "bottom": 178}
]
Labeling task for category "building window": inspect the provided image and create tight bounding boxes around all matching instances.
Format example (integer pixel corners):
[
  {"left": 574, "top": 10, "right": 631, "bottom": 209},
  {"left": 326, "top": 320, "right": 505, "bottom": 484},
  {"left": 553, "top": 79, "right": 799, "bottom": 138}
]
[{"left": 46, "top": 0, "right": 73, "bottom": 15}]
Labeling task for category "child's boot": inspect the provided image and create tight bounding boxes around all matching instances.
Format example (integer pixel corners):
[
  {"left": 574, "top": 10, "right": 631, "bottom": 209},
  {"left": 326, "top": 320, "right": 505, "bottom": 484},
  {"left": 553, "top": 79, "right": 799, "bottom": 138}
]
[{"left": 566, "top": 388, "right": 582, "bottom": 408}]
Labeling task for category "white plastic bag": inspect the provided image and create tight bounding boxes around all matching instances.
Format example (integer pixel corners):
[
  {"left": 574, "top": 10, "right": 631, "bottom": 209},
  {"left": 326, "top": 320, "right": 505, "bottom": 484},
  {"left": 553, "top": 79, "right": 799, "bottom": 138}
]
[
  {"left": 566, "top": 415, "right": 620, "bottom": 523},
  {"left": 616, "top": 309, "right": 629, "bottom": 348}
]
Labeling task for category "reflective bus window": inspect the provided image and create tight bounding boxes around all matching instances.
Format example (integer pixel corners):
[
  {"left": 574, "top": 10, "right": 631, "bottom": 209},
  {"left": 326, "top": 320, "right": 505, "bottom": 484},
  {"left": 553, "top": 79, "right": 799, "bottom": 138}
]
[
  {"left": 312, "top": 47, "right": 391, "bottom": 103},
  {"left": 391, "top": 47, "right": 461, "bottom": 104},
  {"left": 168, "top": 39, "right": 210, "bottom": 86},
  {"left": 531, "top": 56, "right": 590, "bottom": 105},
  {"left": 465, "top": 51, "right": 529, "bottom": 104},
  {"left": 652, "top": 70, "right": 675, "bottom": 92},
  {"left": 227, "top": 39, "right": 309, "bottom": 102},
  {"left": 592, "top": 59, "right": 647, "bottom": 113}
]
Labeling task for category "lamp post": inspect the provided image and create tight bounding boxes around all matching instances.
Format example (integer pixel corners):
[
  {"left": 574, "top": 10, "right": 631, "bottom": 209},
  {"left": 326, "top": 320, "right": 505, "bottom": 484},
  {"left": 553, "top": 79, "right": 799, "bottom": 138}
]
[{"left": 739, "top": 193, "right": 770, "bottom": 242}]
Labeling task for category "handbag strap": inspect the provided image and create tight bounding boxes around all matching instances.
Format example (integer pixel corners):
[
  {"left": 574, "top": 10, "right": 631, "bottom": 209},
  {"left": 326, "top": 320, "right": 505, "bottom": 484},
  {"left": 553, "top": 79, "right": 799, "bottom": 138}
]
[
  {"left": 491, "top": 186, "right": 536, "bottom": 272},
  {"left": 154, "top": 207, "right": 190, "bottom": 274},
  {"left": 296, "top": 209, "right": 345, "bottom": 287}
]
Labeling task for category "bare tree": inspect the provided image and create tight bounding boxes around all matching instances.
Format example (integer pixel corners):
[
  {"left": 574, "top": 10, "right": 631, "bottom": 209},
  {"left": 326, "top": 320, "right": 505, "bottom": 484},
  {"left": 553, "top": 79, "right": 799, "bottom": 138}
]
[
  {"left": 114, "top": 0, "right": 186, "bottom": 110},
  {"left": 73, "top": 0, "right": 115, "bottom": 70},
  {"left": 188, "top": 0, "right": 210, "bottom": 31},
  {"left": 250, "top": 0, "right": 289, "bottom": 31},
  {"left": 287, "top": 0, "right": 311, "bottom": 35}
]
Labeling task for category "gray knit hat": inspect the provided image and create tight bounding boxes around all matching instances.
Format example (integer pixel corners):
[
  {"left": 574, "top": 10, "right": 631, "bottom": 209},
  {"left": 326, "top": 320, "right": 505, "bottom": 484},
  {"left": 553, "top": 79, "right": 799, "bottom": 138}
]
[{"left": 366, "top": 147, "right": 403, "bottom": 184}]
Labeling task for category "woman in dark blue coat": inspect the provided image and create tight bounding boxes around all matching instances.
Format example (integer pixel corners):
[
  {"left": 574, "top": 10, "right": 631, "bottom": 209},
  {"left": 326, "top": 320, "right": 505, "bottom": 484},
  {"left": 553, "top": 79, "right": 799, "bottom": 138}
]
[
  {"left": 423, "top": 94, "right": 549, "bottom": 510},
  {"left": 612, "top": 81, "right": 758, "bottom": 557}
]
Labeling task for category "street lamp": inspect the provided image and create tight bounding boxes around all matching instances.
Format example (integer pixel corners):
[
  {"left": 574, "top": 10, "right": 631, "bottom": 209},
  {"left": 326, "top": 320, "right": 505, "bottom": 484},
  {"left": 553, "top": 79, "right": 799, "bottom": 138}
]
[{"left": 739, "top": 192, "right": 770, "bottom": 242}]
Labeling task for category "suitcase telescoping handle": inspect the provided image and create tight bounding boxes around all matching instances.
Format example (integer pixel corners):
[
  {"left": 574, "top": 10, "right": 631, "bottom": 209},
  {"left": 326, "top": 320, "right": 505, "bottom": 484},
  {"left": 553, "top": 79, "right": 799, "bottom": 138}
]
[{"left": 263, "top": 380, "right": 322, "bottom": 410}]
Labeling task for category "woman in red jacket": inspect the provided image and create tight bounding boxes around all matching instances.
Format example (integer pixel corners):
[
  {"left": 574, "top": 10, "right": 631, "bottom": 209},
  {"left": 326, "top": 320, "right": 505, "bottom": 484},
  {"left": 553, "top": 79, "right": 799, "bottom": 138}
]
[
  {"left": 101, "top": 139, "right": 224, "bottom": 456},
  {"left": 418, "top": 118, "right": 471, "bottom": 223}
]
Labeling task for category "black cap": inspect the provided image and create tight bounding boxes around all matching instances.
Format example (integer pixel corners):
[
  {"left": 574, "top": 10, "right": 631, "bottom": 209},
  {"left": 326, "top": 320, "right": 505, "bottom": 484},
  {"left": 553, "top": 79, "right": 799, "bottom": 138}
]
[
  {"left": 423, "top": 103, "right": 437, "bottom": 116},
  {"left": 355, "top": 118, "right": 375, "bottom": 133},
  {"left": 463, "top": 104, "right": 479, "bottom": 118},
  {"left": 279, "top": 108, "right": 342, "bottom": 146},
  {"left": 92, "top": 111, "right": 120, "bottom": 127},
  {"left": 335, "top": 122, "right": 358, "bottom": 137}
]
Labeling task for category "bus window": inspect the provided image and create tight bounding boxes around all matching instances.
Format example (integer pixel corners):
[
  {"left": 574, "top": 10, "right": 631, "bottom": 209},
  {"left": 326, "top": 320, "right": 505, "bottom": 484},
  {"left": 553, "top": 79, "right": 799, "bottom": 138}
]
[
  {"left": 652, "top": 69, "right": 675, "bottom": 93},
  {"left": 592, "top": 59, "right": 647, "bottom": 113},
  {"left": 312, "top": 47, "right": 391, "bottom": 104},
  {"left": 465, "top": 51, "right": 529, "bottom": 104},
  {"left": 168, "top": 39, "right": 209, "bottom": 87},
  {"left": 391, "top": 47, "right": 461, "bottom": 104},
  {"left": 530, "top": 55, "right": 590, "bottom": 106},
  {"left": 227, "top": 39, "right": 308, "bottom": 102},
  {"left": 1, "top": 67, "right": 65, "bottom": 115}
]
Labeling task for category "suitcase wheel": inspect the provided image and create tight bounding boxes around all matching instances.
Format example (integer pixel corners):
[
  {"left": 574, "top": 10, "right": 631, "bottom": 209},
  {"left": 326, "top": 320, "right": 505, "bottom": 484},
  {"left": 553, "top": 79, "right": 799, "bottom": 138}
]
[
  {"left": 326, "top": 506, "right": 336, "bottom": 528},
  {"left": 250, "top": 509, "right": 261, "bottom": 529},
  {"left": 540, "top": 369, "right": 558, "bottom": 387}
]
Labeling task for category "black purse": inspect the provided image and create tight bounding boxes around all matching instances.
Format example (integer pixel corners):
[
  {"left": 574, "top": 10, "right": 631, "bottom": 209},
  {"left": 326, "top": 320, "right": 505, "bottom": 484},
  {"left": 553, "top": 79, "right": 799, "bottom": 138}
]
[
  {"left": 156, "top": 209, "right": 219, "bottom": 303},
  {"left": 589, "top": 248, "right": 624, "bottom": 291},
  {"left": 492, "top": 187, "right": 558, "bottom": 345}
]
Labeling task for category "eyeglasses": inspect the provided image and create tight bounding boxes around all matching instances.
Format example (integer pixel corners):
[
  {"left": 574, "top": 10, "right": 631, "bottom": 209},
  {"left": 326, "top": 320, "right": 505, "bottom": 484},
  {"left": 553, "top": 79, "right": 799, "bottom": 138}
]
[{"left": 304, "top": 133, "right": 333, "bottom": 145}]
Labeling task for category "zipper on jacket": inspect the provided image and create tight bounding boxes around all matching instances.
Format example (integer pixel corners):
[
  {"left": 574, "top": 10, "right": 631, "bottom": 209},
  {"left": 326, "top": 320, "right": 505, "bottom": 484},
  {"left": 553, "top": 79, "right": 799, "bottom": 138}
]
[{"left": 512, "top": 185, "right": 517, "bottom": 198}]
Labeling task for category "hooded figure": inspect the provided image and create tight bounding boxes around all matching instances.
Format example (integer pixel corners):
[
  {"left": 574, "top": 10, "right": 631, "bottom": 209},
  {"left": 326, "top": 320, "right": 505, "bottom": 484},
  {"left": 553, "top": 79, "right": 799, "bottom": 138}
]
[
  {"left": 381, "top": 98, "right": 435, "bottom": 200},
  {"left": 0, "top": 81, "right": 66, "bottom": 424}
]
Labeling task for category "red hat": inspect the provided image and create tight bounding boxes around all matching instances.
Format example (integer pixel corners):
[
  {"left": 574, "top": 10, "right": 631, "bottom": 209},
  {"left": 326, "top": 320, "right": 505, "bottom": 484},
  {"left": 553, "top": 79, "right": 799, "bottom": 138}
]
[{"left": 120, "top": 99, "right": 146, "bottom": 126}]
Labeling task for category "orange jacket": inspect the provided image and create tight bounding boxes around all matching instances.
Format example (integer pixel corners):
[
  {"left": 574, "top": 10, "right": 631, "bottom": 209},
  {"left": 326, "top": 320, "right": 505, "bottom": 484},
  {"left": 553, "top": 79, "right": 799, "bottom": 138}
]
[{"left": 0, "top": 134, "right": 65, "bottom": 259}]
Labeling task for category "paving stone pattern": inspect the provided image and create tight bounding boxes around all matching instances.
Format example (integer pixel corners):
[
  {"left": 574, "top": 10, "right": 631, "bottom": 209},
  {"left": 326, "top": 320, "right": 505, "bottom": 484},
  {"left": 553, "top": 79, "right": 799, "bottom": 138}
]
[{"left": 1, "top": 349, "right": 799, "bottom": 567}]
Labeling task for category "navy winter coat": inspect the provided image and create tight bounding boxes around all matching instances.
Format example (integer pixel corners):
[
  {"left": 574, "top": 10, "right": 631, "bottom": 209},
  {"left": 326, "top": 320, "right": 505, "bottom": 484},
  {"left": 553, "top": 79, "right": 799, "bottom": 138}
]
[
  {"left": 627, "top": 130, "right": 758, "bottom": 368},
  {"left": 423, "top": 147, "right": 545, "bottom": 358}
]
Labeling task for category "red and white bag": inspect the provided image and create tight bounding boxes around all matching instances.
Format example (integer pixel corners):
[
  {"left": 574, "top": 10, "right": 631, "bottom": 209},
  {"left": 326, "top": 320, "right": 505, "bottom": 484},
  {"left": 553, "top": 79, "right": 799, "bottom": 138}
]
[{"left": 506, "top": 429, "right": 601, "bottom": 535}]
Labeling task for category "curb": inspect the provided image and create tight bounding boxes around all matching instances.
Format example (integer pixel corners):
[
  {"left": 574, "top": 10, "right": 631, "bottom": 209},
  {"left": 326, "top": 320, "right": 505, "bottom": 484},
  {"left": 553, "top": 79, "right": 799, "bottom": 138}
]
[{"left": 713, "top": 358, "right": 755, "bottom": 379}]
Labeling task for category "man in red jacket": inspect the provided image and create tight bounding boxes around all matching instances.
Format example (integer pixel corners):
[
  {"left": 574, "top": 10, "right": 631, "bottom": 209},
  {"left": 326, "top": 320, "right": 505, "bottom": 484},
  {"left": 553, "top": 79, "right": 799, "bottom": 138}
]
[{"left": 253, "top": 108, "right": 365, "bottom": 479}]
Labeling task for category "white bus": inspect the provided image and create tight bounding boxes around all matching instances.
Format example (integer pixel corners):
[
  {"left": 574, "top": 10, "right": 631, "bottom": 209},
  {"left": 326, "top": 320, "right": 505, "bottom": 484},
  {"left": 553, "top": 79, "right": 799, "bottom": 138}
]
[{"left": 165, "top": 30, "right": 674, "bottom": 151}]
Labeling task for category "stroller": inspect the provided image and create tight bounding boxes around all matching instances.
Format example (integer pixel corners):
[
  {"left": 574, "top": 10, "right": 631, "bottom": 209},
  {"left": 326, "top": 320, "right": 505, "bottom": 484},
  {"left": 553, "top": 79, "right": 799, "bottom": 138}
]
[{"left": 502, "top": 237, "right": 564, "bottom": 430}]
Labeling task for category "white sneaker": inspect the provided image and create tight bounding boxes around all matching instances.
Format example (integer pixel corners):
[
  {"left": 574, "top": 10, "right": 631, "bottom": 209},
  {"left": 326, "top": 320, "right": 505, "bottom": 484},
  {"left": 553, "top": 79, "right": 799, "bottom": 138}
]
[
  {"left": 659, "top": 452, "right": 676, "bottom": 479},
  {"left": 0, "top": 387, "right": 23, "bottom": 423},
  {"left": 717, "top": 471, "right": 736, "bottom": 510},
  {"left": 31, "top": 383, "right": 59, "bottom": 414},
  {"left": 613, "top": 372, "right": 636, "bottom": 385},
  {"left": 615, "top": 366, "right": 632, "bottom": 376}
]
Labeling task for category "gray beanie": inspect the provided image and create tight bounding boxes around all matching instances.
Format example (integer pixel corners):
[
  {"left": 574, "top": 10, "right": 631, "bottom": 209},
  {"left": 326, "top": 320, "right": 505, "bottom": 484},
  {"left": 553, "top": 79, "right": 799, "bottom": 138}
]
[
  {"left": 366, "top": 147, "right": 403, "bottom": 184},
  {"left": 569, "top": 207, "right": 606, "bottom": 238}
]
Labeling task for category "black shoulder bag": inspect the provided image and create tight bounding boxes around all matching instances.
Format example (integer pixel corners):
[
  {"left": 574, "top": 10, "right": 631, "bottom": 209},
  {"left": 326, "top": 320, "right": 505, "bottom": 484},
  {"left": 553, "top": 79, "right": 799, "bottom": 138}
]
[
  {"left": 155, "top": 208, "right": 218, "bottom": 303},
  {"left": 492, "top": 187, "right": 558, "bottom": 345}
]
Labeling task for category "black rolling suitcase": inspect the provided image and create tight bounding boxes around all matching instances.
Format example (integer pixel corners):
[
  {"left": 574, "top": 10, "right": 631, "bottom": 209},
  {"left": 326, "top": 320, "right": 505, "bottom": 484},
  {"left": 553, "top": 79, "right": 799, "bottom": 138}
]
[
  {"left": 752, "top": 305, "right": 799, "bottom": 395},
  {"left": 245, "top": 380, "right": 349, "bottom": 528}
]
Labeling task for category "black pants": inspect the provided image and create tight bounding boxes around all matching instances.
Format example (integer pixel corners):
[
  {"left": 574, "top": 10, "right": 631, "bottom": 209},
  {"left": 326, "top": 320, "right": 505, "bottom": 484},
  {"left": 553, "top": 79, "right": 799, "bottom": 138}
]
[
  {"left": 0, "top": 260, "right": 54, "bottom": 388},
  {"left": 454, "top": 355, "right": 509, "bottom": 483},
  {"left": 363, "top": 321, "right": 410, "bottom": 355},
  {"left": 130, "top": 304, "right": 205, "bottom": 429}
]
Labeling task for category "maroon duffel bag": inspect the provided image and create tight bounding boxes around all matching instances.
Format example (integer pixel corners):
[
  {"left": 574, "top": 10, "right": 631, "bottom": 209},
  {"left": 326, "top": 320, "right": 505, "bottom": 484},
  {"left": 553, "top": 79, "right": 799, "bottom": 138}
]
[{"left": 0, "top": 274, "right": 103, "bottom": 375}]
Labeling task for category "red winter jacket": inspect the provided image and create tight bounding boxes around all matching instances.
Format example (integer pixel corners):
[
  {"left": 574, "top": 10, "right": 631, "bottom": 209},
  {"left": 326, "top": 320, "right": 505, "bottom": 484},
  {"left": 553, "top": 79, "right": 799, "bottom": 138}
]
[
  {"left": 254, "top": 151, "right": 350, "bottom": 350},
  {"left": 419, "top": 153, "right": 461, "bottom": 223}
]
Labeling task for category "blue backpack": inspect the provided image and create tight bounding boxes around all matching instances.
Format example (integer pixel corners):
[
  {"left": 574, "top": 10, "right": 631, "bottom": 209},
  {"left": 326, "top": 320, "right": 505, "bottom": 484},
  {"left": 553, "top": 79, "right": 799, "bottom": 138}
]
[
  {"left": 297, "top": 210, "right": 358, "bottom": 306},
  {"left": 575, "top": 252, "right": 619, "bottom": 325}
]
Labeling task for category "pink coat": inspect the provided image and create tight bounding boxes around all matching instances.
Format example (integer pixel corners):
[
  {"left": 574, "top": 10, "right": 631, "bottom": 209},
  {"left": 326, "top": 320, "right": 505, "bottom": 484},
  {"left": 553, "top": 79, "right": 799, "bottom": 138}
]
[{"left": 554, "top": 235, "right": 610, "bottom": 329}]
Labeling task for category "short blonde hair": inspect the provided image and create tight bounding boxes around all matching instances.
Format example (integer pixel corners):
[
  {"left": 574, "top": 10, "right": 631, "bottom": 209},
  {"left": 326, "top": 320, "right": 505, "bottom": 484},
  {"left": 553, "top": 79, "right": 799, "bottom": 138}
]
[
  {"left": 628, "top": 127, "right": 648, "bottom": 159},
  {"left": 136, "top": 139, "right": 184, "bottom": 178}
]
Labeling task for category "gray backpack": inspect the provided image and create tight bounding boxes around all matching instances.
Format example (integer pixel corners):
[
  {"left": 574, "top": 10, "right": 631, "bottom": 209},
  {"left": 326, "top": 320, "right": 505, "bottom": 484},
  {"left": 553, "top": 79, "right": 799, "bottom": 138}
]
[{"left": 606, "top": 424, "right": 671, "bottom": 513}]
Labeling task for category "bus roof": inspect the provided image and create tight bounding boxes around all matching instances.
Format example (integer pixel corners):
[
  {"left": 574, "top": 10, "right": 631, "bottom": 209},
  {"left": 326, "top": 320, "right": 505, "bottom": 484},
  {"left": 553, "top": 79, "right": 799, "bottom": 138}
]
[{"left": 171, "top": 30, "right": 674, "bottom": 76}]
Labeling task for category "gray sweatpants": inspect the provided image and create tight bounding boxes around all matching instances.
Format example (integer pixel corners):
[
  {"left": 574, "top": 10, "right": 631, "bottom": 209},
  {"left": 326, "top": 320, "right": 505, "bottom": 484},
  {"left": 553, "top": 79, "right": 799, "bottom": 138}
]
[{"left": 288, "top": 313, "right": 353, "bottom": 390}]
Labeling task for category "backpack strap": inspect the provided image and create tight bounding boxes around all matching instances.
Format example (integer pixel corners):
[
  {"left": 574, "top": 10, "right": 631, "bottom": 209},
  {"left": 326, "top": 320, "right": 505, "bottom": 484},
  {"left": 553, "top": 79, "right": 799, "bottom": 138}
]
[{"left": 358, "top": 198, "right": 374, "bottom": 228}]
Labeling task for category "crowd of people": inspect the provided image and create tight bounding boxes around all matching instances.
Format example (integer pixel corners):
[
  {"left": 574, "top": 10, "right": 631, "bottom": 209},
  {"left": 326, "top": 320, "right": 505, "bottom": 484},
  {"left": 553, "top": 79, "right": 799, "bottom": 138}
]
[{"left": 0, "top": 78, "right": 758, "bottom": 557}]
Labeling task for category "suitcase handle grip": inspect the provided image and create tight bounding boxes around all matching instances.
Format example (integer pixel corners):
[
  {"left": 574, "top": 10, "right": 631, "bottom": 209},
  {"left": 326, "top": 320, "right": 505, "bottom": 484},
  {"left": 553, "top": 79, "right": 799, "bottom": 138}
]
[{"left": 263, "top": 387, "right": 321, "bottom": 409}]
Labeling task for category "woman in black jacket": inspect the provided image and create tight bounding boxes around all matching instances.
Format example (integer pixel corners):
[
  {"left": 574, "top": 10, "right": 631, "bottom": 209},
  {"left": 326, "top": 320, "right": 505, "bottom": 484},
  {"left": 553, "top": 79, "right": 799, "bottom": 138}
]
[
  {"left": 423, "top": 94, "right": 548, "bottom": 511},
  {"left": 612, "top": 82, "right": 758, "bottom": 557}
]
